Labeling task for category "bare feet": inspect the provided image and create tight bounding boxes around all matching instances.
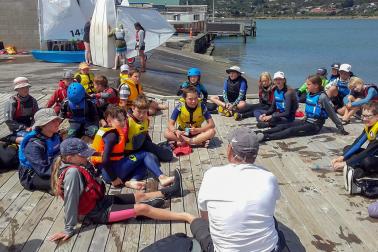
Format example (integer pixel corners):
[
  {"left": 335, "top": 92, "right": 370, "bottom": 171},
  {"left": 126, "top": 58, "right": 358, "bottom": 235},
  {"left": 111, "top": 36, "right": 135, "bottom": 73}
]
[
  {"left": 159, "top": 175, "right": 175, "bottom": 187},
  {"left": 125, "top": 180, "right": 146, "bottom": 190}
]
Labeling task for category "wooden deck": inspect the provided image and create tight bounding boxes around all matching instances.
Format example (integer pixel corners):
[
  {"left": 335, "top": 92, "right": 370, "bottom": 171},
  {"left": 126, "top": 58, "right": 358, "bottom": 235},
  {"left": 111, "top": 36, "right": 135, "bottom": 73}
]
[{"left": 0, "top": 92, "right": 377, "bottom": 252}]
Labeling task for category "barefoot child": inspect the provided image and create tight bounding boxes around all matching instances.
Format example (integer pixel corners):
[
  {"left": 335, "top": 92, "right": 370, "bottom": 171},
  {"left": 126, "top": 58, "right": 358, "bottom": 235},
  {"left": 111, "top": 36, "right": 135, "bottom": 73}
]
[
  {"left": 91, "top": 105, "right": 174, "bottom": 189},
  {"left": 48, "top": 138, "right": 193, "bottom": 241},
  {"left": 165, "top": 87, "right": 215, "bottom": 147}
]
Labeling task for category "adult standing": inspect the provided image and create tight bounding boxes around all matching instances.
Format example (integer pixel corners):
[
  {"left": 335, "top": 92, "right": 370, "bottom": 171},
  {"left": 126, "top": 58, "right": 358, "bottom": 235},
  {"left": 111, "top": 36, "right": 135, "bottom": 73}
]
[
  {"left": 190, "top": 127, "right": 285, "bottom": 252},
  {"left": 83, "top": 20, "right": 92, "bottom": 65},
  {"left": 108, "top": 23, "right": 127, "bottom": 70},
  {"left": 18, "top": 108, "right": 62, "bottom": 193},
  {"left": 134, "top": 22, "right": 146, "bottom": 72}
]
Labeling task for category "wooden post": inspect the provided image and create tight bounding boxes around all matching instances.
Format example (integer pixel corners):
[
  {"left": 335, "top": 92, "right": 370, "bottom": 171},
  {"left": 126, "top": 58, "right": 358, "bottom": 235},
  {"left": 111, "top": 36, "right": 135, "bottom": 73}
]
[{"left": 243, "top": 30, "right": 246, "bottom": 43}]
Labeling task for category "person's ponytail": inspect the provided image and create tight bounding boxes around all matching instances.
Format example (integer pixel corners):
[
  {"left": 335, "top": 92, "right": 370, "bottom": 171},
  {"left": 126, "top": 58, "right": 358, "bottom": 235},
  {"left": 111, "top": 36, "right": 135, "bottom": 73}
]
[{"left": 50, "top": 156, "right": 63, "bottom": 196}]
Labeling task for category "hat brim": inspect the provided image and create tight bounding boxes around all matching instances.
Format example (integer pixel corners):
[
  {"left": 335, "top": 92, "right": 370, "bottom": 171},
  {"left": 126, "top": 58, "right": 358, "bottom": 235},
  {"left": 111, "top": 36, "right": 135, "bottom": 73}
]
[
  {"left": 14, "top": 83, "right": 31, "bottom": 90},
  {"left": 226, "top": 69, "right": 244, "bottom": 74},
  {"left": 78, "top": 147, "right": 96, "bottom": 158},
  {"left": 33, "top": 116, "right": 63, "bottom": 128}
]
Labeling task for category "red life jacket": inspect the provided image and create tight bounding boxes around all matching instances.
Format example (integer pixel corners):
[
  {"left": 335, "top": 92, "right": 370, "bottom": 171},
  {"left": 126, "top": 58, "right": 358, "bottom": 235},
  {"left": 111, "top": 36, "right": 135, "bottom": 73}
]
[
  {"left": 57, "top": 165, "right": 105, "bottom": 215},
  {"left": 104, "top": 87, "right": 120, "bottom": 104},
  {"left": 364, "top": 84, "right": 378, "bottom": 101},
  {"left": 258, "top": 86, "right": 275, "bottom": 106},
  {"left": 13, "top": 95, "right": 37, "bottom": 124}
]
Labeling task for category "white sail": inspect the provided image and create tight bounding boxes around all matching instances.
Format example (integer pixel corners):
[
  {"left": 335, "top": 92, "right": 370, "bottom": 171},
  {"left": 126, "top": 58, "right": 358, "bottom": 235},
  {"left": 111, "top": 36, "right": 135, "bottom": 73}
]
[
  {"left": 78, "top": 0, "right": 97, "bottom": 21},
  {"left": 39, "top": 0, "right": 87, "bottom": 41},
  {"left": 117, "top": 7, "right": 175, "bottom": 59}
]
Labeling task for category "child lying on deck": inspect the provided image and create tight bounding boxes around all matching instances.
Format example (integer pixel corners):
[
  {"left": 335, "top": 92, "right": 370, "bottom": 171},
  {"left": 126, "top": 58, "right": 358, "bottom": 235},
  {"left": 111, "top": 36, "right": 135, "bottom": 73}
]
[{"left": 48, "top": 138, "right": 193, "bottom": 242}]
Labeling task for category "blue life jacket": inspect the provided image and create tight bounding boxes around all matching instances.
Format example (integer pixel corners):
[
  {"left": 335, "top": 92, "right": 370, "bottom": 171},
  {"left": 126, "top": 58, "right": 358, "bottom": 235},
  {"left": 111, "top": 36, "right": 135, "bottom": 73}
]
[
  {"left": 274, "top": 89, "right": 285, "bottom": 112},
  {"left": 305, "top": 92, "right": 328, "bottom": 119},
  {"left": 336, "top": 79, "right": 350, "bottom": 97},
  {"left": 68, "top": 99, "right": 87, "bottom": 123},
  {"left": 19, "top": 130, "right": 61, "bottom": 169}
]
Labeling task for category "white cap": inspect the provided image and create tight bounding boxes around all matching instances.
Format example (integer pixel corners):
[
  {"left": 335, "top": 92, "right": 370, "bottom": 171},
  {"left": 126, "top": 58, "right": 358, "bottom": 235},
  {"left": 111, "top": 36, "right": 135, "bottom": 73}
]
[
  {"left": 120, "top": 64, "right": 129, "bottom": 72},
  {"left": 226, "top": 66, "right": 244, "bottom": 74},
  {"left": 13, "top": 77, "right": 31, "bottom": 90},
  {"left": 339, "top": 64, "right": 352, "bottom": 73},
  {"left": 273, "top": 71, "right": 285, "bottom": 80}
]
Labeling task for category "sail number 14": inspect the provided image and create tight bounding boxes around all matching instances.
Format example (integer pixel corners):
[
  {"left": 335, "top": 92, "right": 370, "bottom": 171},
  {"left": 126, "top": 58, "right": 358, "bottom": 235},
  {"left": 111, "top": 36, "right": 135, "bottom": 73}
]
[{"left": 70, "top": 29, "right": 84, "bottom": 38}]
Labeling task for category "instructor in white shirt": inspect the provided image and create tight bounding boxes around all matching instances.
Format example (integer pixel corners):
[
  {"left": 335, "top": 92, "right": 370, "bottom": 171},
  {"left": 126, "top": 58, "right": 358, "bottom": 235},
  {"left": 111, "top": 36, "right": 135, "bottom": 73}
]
[{"left": 190, "top": 127, "right": 286, "bottom": 252}]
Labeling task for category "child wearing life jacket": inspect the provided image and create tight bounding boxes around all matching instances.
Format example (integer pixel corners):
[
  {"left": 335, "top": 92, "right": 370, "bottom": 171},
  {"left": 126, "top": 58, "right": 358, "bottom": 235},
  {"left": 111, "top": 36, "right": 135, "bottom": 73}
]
[
  {"left": 4, "top": 77, "right": 38, "bottom": 144},
  {"left": 328, "top": 62, "right": 341, "bottom": 82},
  {"left": 91, "top": 105, "right": 174, "bottom": 190},
  {"left": 209, "top": 66, "right": 248, "bottom": 118},
  {"left": 177, "top": 68, "right": 208, "bottom": 104},
  {"left": 340, "top": 77, "right": 378, "bottom": 124},
  {"left": 126, "top": 95, "right": 173, "bottom": 162},
  {"left": 91, "top": 75, "right": 119, "bottom": 126},
  {"left": 325, "top": 63, "right": 352, "bottom": 114},
  {"left": 48, "top": 138, "right": 191, "bottom": 242},
  {"left": 59, "top": 82, "right": 99, "bottom": 139},
  {"left": 46, "top": 71, "right": 74, "bottom": 114},
  {"left": 296, "top": 68, "right": 329, "bottom": 103},
  {"left": 119, "top": 68, "right": 167, "bottom": 115},
  {"left": 257, "top": 71, "right": 298, "bottom": 129},
  {"left": 19, "top": 108, "right": 61, "bottom": 193},
  {"left": 165, "top": 87, "right": 216, "bottom": 147},
  {"left": 234, "top": 72, "right": 275, "bottom": 121},
  {"left": 256, "top": 75, "right": 348, "bottom": 142},
  {"left": 74, "top": 62, "right": 96, "bottom": 95}
]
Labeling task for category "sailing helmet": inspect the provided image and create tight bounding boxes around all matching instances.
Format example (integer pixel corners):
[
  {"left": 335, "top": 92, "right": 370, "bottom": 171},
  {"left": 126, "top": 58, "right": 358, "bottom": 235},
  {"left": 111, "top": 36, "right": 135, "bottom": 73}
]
[
  {"left": 67, "top": 82, "right": 86, "bottom": 104},
  {"left": 187, "top": 68, "right": 201, "bottom": 77}
]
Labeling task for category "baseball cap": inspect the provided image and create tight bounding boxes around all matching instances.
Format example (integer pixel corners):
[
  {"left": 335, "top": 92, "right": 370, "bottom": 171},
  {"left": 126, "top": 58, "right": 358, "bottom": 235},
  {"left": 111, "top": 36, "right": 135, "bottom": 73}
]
[
  {"left": 331, "top": 63, "right": 341, "bottom": 69},
  {"left": 339, "top": 64, "right": 352, "bottom": 73},
  {"left": 120, "top": 64, "right": 129, "bottom": 72},
  {"left": 60, "top": 138, "right": 95, "bottom": 157},
  {"left": 273, "top": 71, "right": 285, "bottom": 80},
  {"left": 226, "top": 66, "right": 244, "bottom": 74},
  {"left": 227, "top": 127, "right": 263, "bottom": 159},
  {"left": 63, "top": 70, "right": 74, "bottom": 79},
  {"left": 33, "top": 108, "right": 62, "bottom": 128},
  {"left": 13, "top": 77, "right": 31, "bottom": 90}
]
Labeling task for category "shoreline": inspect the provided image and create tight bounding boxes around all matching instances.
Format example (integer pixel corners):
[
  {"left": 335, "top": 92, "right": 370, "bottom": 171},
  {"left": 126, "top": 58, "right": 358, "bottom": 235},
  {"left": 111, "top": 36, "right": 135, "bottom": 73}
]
[{"left": 219, "top": 15, "right": 378, "bottom": 20}]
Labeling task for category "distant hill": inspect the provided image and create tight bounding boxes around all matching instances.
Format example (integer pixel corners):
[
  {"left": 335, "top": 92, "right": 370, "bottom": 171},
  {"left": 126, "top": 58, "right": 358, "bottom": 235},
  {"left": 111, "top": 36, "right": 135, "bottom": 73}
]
[{"left": 179, "top": 0, "right": 378, "bottom": 17}]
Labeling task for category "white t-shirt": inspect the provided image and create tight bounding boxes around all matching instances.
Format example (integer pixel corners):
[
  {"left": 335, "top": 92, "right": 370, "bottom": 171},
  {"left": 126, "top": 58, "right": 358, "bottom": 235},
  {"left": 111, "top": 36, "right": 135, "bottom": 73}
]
[{"left": 198, "top": 163, "right": 281, "bottom": 252}]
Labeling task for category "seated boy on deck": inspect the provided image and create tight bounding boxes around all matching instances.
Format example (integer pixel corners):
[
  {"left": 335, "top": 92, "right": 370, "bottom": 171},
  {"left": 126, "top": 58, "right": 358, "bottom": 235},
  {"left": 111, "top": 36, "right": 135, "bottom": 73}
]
[
  {"left": 59, "top": 82, "right": 99, "bottom": 140},
  {"left": 125, "top": 95, "right": 173, "bottom": 162},
  {"left": 165, "top": 87, "right": 215, "bottom": 147},
  {"left": 4, "top": 77, "right": 38, "bottom": 144},
  {"left": 331, "top": 101, "right": 378, "bottom": 195}
]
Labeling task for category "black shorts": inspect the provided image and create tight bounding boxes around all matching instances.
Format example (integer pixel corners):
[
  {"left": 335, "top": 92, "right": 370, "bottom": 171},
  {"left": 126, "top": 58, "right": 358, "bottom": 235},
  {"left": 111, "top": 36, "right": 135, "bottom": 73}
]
[
  {"left": 218, "top": 95, "right": 246, "bottom": 103},
  {"left": 86, "top": 194, "right": 136, "bottom": 224},
  {"left": 135, "top": 44, "right": 145, "bottom": 51}
]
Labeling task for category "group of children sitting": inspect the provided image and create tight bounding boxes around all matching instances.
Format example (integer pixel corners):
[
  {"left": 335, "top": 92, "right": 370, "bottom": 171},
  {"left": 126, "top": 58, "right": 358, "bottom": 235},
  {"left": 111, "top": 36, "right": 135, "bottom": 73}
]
[{"left": 2, "top": 61, "right": 378, "bottom": 243}]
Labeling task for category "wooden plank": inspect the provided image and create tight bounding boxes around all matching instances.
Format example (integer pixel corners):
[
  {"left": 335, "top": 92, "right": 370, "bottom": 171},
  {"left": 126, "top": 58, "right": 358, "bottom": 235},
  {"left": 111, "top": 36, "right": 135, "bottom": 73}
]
[
  {"left": 0, "top": 193, "right": 53, "bottom": 250},
  {"left": 21, "top": 198, "right": 63, "bottom": 252},
  {"left": 0, "top": 178, "right": 24, "bottom": 218},
  {"left": 0, "top": 172, "right": 20, "bottom": 201}
]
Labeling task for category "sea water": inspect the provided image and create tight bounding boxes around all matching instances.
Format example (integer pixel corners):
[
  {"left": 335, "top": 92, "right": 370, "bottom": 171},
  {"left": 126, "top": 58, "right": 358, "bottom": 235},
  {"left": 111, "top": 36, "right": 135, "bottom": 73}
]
[{"left": 212, "top": 19, "right": 378, "bottom": 87}]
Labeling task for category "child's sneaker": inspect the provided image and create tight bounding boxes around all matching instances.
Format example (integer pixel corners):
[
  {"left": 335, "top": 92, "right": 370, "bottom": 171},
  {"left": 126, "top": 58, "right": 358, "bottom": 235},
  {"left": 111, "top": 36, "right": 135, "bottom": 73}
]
[{"left": 346, "top": 167, "right": 362, "bottom": 195}]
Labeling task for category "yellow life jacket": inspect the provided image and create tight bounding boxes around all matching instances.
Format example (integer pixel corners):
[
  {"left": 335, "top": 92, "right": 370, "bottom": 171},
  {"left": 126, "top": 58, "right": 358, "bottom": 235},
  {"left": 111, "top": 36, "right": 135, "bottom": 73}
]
[
  {"left": 75, "top": 72, "right": 96, "bottom": 94},
  {"left": 364, "top": 121, "right": 378, "bottom": 141},
  {"left": 119, "top": 73, "right": 129, "bottom": 85},
  {"left": 125, "top": 116, "right": 149, "bottom": 151},
  {"left": 120, "top": 78, "right": 143, "bottom": 107},
  {"left": 176, "top": 103, "right": 205, "bottom": 130},
  {"left": 91, "top": 127, "right": 125, "bottom": 165}
]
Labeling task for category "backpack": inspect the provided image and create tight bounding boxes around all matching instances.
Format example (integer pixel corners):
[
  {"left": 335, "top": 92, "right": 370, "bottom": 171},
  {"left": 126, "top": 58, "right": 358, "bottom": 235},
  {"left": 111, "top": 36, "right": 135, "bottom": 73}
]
[
  {"left": 140, "top": 233, "right": 193, "bottom": 252},
  {"left": 0, "top": 142, "right": 19, "bottom": 170}
]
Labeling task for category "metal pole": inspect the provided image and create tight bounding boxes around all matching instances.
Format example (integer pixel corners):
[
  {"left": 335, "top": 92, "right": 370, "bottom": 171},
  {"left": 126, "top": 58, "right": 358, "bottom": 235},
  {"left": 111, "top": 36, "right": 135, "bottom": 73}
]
[{"left": 212, "top": 0, "right": 215, "bottom": 22}]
